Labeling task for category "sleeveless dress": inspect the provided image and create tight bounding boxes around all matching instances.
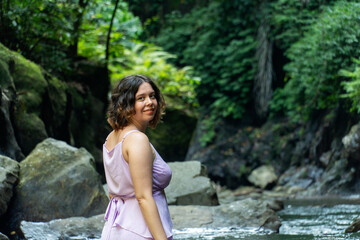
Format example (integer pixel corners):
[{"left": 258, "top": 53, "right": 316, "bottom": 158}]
[{"left": 101, "top": 130, "right": 173, "bottom": 240}]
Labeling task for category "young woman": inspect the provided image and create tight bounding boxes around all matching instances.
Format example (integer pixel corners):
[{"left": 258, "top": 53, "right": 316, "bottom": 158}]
[{"left": 101, "top": 75, "right": 173, "bottom": 240}]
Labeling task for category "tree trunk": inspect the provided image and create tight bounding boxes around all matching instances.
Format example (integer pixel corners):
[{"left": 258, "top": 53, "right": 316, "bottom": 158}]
[
  {"left": 68, "top": 0, "right": 89, "bottom": 57},
  {"left": 105, "top": 0, "right": 120, "bottom": 65},
  {"left": 0, "top": 0, "right": 3, "bottom": 29}
]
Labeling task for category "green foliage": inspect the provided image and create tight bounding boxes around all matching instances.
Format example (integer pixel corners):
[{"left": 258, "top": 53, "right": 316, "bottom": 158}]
[
  {"left": 155, "top": 1, "right": 258, "bottom": 144},
  {"left": 270, "top": 1, "right": 360, "bottom": 122},
  {"left": 1, "top": 0, "right": 85, "bottom": 75},
  {"left": 78, "top": 0, "right": 142, "bottom": 60},
  {"left": 76, "top": 1, "right": 199, "bottom": 113},
  {"left": 340, "top": 59, "right": 360, "bottom": 114},
  {"left": 110, "top": 43, "right": 199, "bottom": 114},
  {"left": 1, "top": 0, "right": 197, "bottom": 116},
  {"left": 270, "top": 0, "right": 337, "bottom": 50}
]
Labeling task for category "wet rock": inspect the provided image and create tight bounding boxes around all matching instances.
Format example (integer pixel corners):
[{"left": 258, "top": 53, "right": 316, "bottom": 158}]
[
  {"left": 248, "top": 165, "right": 277, "bottom": 189},
  {"left": 10, "top": 138, "right": 108, "bottom": 227},
  {"left": 0, "top": 71, "right": 24, "bottom": 161},
  {"left": 342, "top": 123, "right": 360, "bottom": 165},
  {"left": 169, "top": 197, "right": 281, "bottom": 232},
  {"left": 165, "top": 161, "right": 219, "bottom": 206},
  {"left": 316, "top": 159, "right": 355, "bottom": 194},
  {"left": 278, "top": 165, "right": 323, "bottom": 189},
  {"left": 0, "top": 155, "right": 19, "bottom": 217},
  {"left": 20, "top": 214, "right": 105, "bottom": 240},
  {"left": 169, "top": 205, "right": 213, "bottom": 229},
  {"left": 345, "top": 216, "right": 360, "bottom": 233},
  {"left": 0, "top": 232, "right": 9, "bottom": 240}
]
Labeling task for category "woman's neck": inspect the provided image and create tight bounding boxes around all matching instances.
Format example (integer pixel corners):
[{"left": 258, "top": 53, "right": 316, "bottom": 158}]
[{"left": 126, "top": 122, "right": 147, "bottom": 133}]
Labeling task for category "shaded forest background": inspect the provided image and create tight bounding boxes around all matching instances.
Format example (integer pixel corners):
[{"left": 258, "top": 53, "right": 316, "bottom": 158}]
[{"left": 1, "top": 0, "right": 360, "bottom": 189}]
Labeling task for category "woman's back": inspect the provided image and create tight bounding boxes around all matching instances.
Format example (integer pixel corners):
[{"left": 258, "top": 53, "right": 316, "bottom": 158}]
[{"left": 101, "top": 130, "right": 173, "bottom": 239}]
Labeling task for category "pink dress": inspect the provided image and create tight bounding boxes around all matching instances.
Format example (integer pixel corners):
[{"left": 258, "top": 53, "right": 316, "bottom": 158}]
[{"left": 101, "top": 130, "right": 173, "bottom": 240}]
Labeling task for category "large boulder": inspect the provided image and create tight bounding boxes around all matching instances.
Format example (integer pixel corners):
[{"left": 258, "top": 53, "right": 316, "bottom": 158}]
[
  {"left": 0, "top": 43, "right": 65, "bottom": 156},
  {"left": 9, "top": 138, "right": 108, "bottom": 228},
  {"left": 0, "top": 155, "right": 19, "bottom": 217},
  {"left": 169, "top": 198, "right": 281, "bottom": 232},
  {"left": 248, "top": 165, "right": 278, "bottom": 189},
  {"left": 165, "top": 161, "right": 218, "bottom": 206}
]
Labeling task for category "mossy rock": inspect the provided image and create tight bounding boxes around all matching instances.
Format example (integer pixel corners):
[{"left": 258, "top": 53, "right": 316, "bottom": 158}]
[
  {"left": 40, "top": 71, "right": 68, "bottom": 137},
  {"left": 0, "top": 58, "right": 15, "bottom": 90},
  {"left": 0, "top": 43, "right": 47, "bottom": 114},
  {"left": 13, "top": 112, "right": 48, "bottom": 155}
]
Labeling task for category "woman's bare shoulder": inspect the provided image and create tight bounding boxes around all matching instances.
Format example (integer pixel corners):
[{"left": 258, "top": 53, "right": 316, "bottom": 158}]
[{"left": 123, "top": 131, "right": 150, "bottom": 148}]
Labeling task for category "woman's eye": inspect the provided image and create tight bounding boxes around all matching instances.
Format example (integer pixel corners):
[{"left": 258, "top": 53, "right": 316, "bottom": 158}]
[
  {"left": 150, "top": 95, "right": 156, "bottom": 99},
  {"left": 137, "top": 97, "right": 145, "bottom": 101}
]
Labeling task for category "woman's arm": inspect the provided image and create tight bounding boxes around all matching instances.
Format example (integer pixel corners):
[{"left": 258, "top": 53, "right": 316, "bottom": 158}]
[{"left": 124, "top": 132, "right": 168, "bottom": 240}]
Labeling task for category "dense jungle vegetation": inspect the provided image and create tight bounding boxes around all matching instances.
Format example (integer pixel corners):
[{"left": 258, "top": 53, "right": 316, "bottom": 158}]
[{"left": 1, "top": 0, "right": 360, "bottom": 147}]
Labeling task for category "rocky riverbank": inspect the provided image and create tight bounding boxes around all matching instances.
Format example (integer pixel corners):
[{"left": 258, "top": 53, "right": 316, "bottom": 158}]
[
  {"left": 1, "top": 137, "right": 359, "bottom": 239},
  {"left": 0, "top": 140, "right": 282, "bottom": 239}
]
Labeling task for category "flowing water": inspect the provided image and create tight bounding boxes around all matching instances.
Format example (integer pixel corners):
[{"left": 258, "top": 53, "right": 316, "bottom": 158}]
[
  {"left": 173, "top": 197, "right": 360, "bottom": 240},
  {"left": 20, "top": 197, "right": 360, "bottom": 240}
]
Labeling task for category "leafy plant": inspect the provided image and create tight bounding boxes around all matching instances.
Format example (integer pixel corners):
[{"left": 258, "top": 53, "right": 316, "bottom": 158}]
[
  {"left": 269, "top": 0, "right": 337, "bottom": 51},
  {"left": 110, "top": 43, "right": 199, "bottom": 114},
  {"left": 78, "top": 0, "right": 142, "bottom": 61},
  {"left": 340, "top": 59, "right": 360, "bottom": 114}
]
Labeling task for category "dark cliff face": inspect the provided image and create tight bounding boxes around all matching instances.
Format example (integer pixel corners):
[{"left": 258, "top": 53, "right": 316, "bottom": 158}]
[{"left": 186, "top": 107, "right": 360, "bottom": 194}]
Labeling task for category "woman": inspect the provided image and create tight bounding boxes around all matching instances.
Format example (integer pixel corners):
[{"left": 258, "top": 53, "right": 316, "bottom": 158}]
[{"left": 101, "top": 75, "right": 173, "bottom": 240}]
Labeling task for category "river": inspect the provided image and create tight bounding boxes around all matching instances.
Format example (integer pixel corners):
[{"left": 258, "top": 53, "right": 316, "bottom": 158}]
[
  {"left": 173, "top": 197, "right": 360, "bottom": 240},
  {"left": 19, "top": 197, "right": 360, "bottom": 240}
]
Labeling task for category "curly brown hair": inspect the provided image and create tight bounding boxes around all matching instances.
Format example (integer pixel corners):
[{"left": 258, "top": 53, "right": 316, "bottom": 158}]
[{"left": 107, "top": 75, "right": 166, "bottom": 130}]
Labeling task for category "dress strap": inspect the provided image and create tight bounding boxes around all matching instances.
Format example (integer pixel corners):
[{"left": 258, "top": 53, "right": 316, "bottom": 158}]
[{"left": 122, "top": 130, "right": 140, "bottom": 141}]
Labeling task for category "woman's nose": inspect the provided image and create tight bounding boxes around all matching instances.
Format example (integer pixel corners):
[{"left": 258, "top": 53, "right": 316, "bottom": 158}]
[{"left": 145, "top": 97, "right": 152, "bottom": 104}]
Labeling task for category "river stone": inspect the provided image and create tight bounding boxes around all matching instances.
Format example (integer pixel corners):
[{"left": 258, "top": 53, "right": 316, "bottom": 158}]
[
  {"left": 165, "top": 161, "right": 219, "bottom": 206},
  {"left": 0, "top": 232, "right": 9, "bottom": 240},
  {"left": 0, "top": 155, "right": 19, "bottom": 217},
  {"left": 169, "top": 205, "right": 213, "bottom": 228},
  {"left": 169, "top": 197, "right": 281, "bottom": 232},
  {"left": 11, "top": 138, "right": 108, "bottom": 224},
  {"left": 345, "top": 216, "right": 360, "bottom": 233},
  {"left": 20, "top": 214, "right": 105, "bottom": 240},
  {"left": 248, "top": 165, "right": 278, "bottom": 189}
]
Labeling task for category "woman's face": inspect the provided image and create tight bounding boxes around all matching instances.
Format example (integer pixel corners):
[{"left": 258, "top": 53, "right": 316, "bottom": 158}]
[{"left": 131, "top": 82, "right": 158, "bottom": 127}]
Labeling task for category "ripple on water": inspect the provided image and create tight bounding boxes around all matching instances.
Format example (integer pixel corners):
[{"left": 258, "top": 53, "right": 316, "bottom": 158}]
[{"left": 278, "top": 202, "right": 360, "bottom": 239}]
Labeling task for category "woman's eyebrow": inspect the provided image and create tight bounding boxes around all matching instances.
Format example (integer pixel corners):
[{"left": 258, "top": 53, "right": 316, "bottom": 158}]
[{"left": 136, "top": 91, "right": 155, "bottom": 97}]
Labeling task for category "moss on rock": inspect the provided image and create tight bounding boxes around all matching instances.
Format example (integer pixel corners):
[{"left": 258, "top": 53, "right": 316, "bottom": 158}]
[{"left": 13, "top": 112, "right": 48, "bottom": 155}]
